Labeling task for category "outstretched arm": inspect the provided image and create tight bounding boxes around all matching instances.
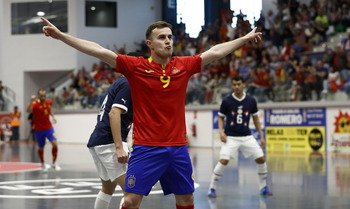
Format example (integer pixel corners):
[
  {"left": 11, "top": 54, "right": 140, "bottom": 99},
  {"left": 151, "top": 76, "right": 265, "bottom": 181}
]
[
  {"left": 41, "top": 17, "right": 117, "bottom": 67},
  {"left": 200, "top": 27, "right": 262, "bottom": 67}
]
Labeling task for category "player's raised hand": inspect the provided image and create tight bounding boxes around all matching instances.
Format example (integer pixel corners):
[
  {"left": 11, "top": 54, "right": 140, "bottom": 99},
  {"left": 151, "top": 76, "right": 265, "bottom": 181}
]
[
  {"left": 246, "top": 27, "right": 262, "bottom": 44},
  {"left": 41, "top": 17, "right": 61, "bottom": 39}
]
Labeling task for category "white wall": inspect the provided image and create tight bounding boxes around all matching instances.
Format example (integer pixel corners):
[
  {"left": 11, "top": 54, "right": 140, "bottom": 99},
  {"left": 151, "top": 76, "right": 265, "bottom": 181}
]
[{"left": 0, "top": 0, "right": 161, "bottom": 138}]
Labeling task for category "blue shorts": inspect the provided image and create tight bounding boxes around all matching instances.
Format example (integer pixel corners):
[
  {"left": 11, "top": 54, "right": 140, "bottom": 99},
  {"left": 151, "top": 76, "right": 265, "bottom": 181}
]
[
  {"left": 125, "top": 145, "right": 194, "bottom": 196},
  {"left": 34, "top": 128, "right": 56, "bottom": 148}
]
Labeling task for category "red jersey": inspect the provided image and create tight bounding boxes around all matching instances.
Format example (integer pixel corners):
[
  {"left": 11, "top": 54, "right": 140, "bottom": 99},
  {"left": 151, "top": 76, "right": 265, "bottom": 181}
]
[
  {"left": 116, "top": 54, "right": 202, "bottom": 146},
  {"left": 31, "top": 99, "right": 53, "bottom": 131}
]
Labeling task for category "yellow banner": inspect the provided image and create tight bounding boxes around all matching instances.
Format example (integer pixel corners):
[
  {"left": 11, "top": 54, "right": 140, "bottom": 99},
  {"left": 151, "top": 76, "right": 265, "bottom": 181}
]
[{"left": 266, "top": 127, "right": 325, "bottom": 152}]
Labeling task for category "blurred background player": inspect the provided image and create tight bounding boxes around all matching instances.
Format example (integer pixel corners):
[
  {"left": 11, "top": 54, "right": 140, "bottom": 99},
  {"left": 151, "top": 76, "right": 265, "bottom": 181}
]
[
  {"left": 208, "top": 76, "right": 273, "bottom": 198},
  {"left": 26, "top": 89, "right": 60, "bottom": 172}
]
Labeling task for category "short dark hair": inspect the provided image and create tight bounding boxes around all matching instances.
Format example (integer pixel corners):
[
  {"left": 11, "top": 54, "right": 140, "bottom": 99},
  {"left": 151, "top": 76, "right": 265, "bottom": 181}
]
[
  {"left": 232, "top": 75, "right": 245, "bottom": 83},
  {"left": 145, "top": 21, "right": 172, "bottom": 40}
]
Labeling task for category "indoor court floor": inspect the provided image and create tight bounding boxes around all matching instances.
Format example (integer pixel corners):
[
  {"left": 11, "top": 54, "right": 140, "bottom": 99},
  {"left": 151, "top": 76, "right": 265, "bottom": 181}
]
[{"left": 0, "top": 141, "right": 349, "bottom": 209}]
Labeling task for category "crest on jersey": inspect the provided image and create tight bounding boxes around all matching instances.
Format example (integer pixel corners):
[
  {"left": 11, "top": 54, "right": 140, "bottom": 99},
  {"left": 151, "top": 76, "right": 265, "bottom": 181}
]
[{"left": 171, "top": 67, "right": 180, "bottom": 74}]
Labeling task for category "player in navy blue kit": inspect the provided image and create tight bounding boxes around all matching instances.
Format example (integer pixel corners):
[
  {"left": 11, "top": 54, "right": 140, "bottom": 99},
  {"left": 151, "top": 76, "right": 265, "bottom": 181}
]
[
  {"left": 87, "top": 75, "right": 133, "bottom": 209},
  {"left": 208, "top": 76, "right": 273, "bottom": 198}
]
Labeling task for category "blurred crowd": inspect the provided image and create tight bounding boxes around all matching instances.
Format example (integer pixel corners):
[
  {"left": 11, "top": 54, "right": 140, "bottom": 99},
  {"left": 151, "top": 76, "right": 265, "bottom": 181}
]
[{"left": 47, "top": 0, "right": 350, "bottom": 110}]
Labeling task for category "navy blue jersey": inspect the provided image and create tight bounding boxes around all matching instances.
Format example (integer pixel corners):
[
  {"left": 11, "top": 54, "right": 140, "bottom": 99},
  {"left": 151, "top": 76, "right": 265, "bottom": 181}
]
[
  {"left": 87, "top": 76, "right": 133, "bottom": 147},
  {"left": 219, "top": 93, "right": 258, "bottom": 137}
]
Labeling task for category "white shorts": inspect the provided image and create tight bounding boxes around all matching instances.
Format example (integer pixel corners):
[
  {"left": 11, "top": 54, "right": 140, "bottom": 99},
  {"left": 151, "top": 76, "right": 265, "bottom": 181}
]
[
  {"left": 219, "top": 135, "right": 264, "bottom": 160},
  {"left": 89, "top": 142, "right": 129, "bottom": 181}
]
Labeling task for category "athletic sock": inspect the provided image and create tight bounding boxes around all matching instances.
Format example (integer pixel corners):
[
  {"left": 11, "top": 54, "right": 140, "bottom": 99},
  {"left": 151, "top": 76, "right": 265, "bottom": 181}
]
[
  {"left": 94, "top": 191, "right": 112, "bottom": 209},
  {"left": 257, "top": 163, "right": 268, "bottom": 189},
  {"left": 37, "top": 148, "right": 44, "bottom": 164},
  {"left": 176, "top": 205, "right": 194, "bottom": 209},
  {"left": 120, "top": 204, "right": 139, "bottom": 209},
  {"left": 209, "top": 162, "right": 226, "bottom": 189},
  {"left": 52, "top": 146, "right": 58, "bottom": 164}
]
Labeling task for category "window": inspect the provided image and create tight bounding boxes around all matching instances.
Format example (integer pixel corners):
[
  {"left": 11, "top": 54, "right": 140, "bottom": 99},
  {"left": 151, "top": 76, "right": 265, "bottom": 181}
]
[
  {"left": 11, "top": 1, "right": 67, "bottom": 35},
  {"left": 85, "top": 1, "right": 117, "bottom": 28},
  {"left": 176, "top": 0, "right": 204, "bottom": 38},
  {"left": 230, "top": 0, "right": 262, "bottom": 28}
]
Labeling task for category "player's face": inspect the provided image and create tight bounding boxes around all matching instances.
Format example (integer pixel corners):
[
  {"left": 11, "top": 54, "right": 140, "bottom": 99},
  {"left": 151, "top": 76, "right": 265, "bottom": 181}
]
[
  {"left": 38, "top": 91, "right": 46, "bottom": 103},
  {"left": 148, "top": 27, "right": 173, "bottom": 58},
  {"left": 232, "top": 80, "right": 245, "bottom": 94}
]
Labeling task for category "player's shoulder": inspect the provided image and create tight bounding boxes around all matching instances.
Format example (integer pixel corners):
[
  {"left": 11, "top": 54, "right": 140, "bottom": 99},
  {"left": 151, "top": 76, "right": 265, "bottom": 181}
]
[{"left": 112, "top": 76, "right": 129, "bottom": 87}]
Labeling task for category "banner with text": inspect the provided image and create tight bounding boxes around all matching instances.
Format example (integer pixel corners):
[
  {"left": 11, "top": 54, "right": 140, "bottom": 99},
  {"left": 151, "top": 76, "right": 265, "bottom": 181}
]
[{"left": 264, "top": 108, "right": 326, "bottom": 152}]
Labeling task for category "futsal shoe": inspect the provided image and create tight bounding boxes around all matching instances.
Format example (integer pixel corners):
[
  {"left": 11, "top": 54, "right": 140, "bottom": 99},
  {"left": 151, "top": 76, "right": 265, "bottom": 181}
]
[
  {"left": 51, "top": 164, "right": 62, "bottom": 171},
  {"left": 208, "top": 188, "right": 217, "bottom": 198},
  {"left": 260, "top": 186, "right": 273, "bottom": 196},
  {"left": 41, "top": 163, "right": 49, "bottom": 173}
]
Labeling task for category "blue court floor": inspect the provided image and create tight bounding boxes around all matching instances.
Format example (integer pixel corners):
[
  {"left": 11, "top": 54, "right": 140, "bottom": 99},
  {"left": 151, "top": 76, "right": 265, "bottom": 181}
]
[{"left": 0, "top": 141, "right": 349, "bottom": 209}]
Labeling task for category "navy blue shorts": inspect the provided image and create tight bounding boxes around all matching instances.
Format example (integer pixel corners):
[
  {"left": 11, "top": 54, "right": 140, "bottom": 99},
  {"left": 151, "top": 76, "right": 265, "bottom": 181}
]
[
  {"left": 125, "top": 145, "right": 194, "bottom": 196},
  {"left": 34, "top": 128, "right": 56, "bottom": 148}
]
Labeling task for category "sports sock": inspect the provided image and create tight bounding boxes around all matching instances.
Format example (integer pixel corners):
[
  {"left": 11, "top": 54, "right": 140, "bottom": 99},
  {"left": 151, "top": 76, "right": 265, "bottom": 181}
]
[
  {"left": 176, "top": 204, "right": 194, "bottom": 209},
  {"left": 37, "top": 148, "right": 44, "bottom": 164},
  {"left": 209, "top": 162, "right": 226, "bottom": 189},
  {"left": 120, "top": 204, "right": 139, "bottom": 209},
  {"left": 94, "top": 191, "right": 112, "bottom": 209},
  {"left": 257, "top": 163, "right": 267, "bottom": 189},
  {"left": 52, "top": 146, "right": 58, "bottom": 164}
]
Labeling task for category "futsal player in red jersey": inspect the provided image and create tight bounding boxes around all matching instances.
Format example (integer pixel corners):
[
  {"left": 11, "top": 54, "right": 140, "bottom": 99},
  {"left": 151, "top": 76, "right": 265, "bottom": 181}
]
[
  {"left": 41, "top": 18, "right": 261, "bottom": 209},
  {"left": 26, "top": 89, "right": 60, "bottom": 172}
]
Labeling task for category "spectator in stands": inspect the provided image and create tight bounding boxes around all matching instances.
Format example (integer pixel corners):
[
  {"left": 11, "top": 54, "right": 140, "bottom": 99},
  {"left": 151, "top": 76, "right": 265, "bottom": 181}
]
[
  {"left": 291, "top": 26, "right": 308, "bottom": 53},
  {"left": 330, "top": 46, "right": 348, "bottom": 82},
  {"left": 315, "top": 60, "right": 329, "bottom": 96},
  {"left": 314, "top": 7, "right": 329, "bottom": 42},
  {"left": 214, "top": 72, "right": 232, "bottom": 104},
  {"left": 266, "top": 41, "right": 279, "bottom": 58},
  {"left": 186, "top": 73, "right": 206, "bottom": 105},
  {"left": 341, "top": 32, "right": 350, "bottom": 51},
  {"left": 47, "top": 87, "right": 63, "bottom": 110},
  {"left": 238, "top": 58, "right": 252, "bottom": 80},
  {"left": 304, "top": 64, "right": 323, "bottom": 100},
  {"left": 203, "top": 73, "right": 216, "bottom": 104},
  {"left": 324, "top": 65, "right": 341, "bottom": 98},
  {"left": 272, "top": 61, "right": 292, "bottom": 102},
  {"left": 61, "top": 86, "right": 72, "bottom": 105},
  {"left": 247, "top": 66, "right": 274, "bottom": 102},
  {"left": 263, "top": 10, "right": 275, "bottom": 35},
  {"left": 290, "top": 63, "right": 307, "bottom": 101}
]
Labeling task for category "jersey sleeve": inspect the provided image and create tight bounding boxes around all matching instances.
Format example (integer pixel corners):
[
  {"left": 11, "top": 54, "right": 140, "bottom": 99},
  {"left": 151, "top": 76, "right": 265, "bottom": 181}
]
[
  {"left": 219, "top": 99, "right": 228, "bottom": 117},
  {"left": 251, "top": 97, "right": 259, "bottom": 115},
  {"left": 176, "top": 55, "right": 202, "bottom": 75},
  {"left": 116, "top": 54, "right": 142, "bottom": 77},
  {"left": 111, "top": 80, "right": 132, "bottom": 114}
]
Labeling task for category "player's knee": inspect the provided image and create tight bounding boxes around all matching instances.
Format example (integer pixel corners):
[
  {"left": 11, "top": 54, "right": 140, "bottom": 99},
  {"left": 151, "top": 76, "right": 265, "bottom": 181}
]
[
  {"left": 219, "top": 159, "right": 229, "bottom": 165},
  {"left": 175, "top": 193, "right": 194, "bottom": 206},
  {"left": 122, "top": 193, "right": 142, "bottom": 208},
  {"left": 255, "top": 157, "right": 265, "bottom": 164}
]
